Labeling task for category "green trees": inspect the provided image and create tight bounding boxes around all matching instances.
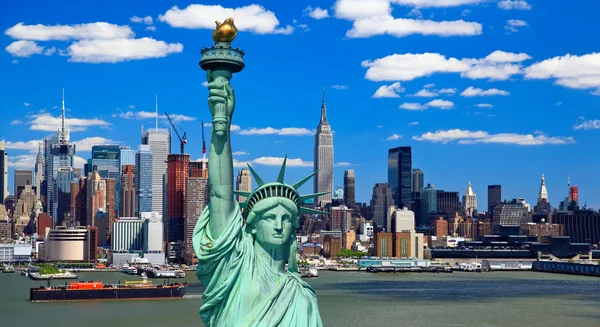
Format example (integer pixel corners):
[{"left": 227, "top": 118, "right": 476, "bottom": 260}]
[{"left": 335, "top": 249, "right": 367, "bottom": 258}]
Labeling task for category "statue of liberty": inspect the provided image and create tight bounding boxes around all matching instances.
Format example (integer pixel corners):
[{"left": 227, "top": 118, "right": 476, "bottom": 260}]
[{"left": 193, "top": 17, "right": 325, "bottom": 327}]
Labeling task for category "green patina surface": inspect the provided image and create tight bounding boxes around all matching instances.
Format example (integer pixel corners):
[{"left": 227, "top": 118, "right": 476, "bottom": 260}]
[{"left": 193, "top": 26, "right": 324, "bottom": 327}]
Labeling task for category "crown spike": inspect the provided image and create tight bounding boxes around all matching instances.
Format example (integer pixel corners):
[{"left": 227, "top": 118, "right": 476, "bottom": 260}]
[
  {"left": 277, "top": 155, "right": 287, "bottom": 183},
  {"left": 292, "top": 170, "right": 319, "bottom": 189},
  {"left": 246, "top": 164, "right": 265, "bottom": 187},
  {"left": 299, "top": 192, "right": 329, "bottom": 202},
  {"left": 299, "top": 207, "right": 329, "bottom": 216}
]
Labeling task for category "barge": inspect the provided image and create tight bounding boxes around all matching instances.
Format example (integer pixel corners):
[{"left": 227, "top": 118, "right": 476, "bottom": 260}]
[{"left": 30, "top": 280, "right": 188, "bottom": 302}]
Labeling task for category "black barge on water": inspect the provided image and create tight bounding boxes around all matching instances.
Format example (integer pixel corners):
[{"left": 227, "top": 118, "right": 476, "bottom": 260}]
[{"left": 30, "top": 280, "right": 188, "bottom": 302}]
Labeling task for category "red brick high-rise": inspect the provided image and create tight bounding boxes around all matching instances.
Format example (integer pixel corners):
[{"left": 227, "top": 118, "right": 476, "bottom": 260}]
[
  {"left": 570, "top": 186, "right": 579, "bottom": 203},
  {"left": 104, "top": 178, "right": 116, "bottom": 237},
  {"left": 70, "top": 178, "right": 87, "bottom": 226},
  {"left": 120, "top": 165, "right": 136, "bottom": 218},
  {"left": 167, "top": 154, "right": 189, "bottom": 243}
]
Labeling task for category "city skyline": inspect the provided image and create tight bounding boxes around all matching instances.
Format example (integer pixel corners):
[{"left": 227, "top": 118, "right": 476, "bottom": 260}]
[{"left": 2, "top": 1, "right": 600, "bottom": 209}]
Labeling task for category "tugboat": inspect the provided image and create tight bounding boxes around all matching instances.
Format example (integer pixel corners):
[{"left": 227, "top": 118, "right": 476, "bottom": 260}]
[
  {"left": 299, "top": 267, "right": 318, "bottom": 278},
  {"left": 30, "top": 280, "right": 188, "bottom": 302}
]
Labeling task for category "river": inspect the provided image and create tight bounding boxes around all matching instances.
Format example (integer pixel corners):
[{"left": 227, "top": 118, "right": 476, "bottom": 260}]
[{"left": 1, "top": 270, "right": 598, "bottom": 326}]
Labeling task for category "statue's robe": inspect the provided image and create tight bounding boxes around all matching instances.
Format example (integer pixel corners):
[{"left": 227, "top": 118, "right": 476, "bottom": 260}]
[{"left": 193, "top": 203, "right": 323, "bottom": 327}]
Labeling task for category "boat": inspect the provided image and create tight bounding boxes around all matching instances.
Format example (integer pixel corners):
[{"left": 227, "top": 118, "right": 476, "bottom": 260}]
[
  {"left": 175, "top": 270, "right": 186, "bottom": 278},
  {"left": 30, "top": 280, "right": 188, "bottom": 302},
  {"left": 3, "top": 265, "right": 15, "bottom": 273},
  {"left": 122, "top": 266, "right": 138, "bottom": 275},
  {"left": 299, "top": 267, "right": 318, "bottom": 278}
]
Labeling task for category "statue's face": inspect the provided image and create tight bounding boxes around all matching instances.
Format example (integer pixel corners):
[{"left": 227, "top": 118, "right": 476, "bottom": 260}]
[{"left": 252, "top": 204, "right": 295, "bottom": 250}]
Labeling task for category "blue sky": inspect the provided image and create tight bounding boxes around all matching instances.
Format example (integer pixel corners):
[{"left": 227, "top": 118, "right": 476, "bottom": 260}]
[{"left": 2, "top": 0, "right": 600, "bottom": 210}]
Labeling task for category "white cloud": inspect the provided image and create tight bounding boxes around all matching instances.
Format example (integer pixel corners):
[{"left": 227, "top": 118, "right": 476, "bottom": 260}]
[
  {"left": 387, "top": 133, "right": 402, "bottom": 140},
  {"left": 5, "top": 22, "right": 134, "bottom": 41},
  {"left": 145, "top": 26, "right": 157, "bottom": 32},
  {"left": 73, "top": 137, "right": 117, "bottom": 152},
  {"left": 73, "top": 156, "right": 87, "bottom": 169},
  {"left": 11, "top": 120, "right": 23, "bottom": 125},
  {"left": 438, "top": 88, "right": 457, "bottom": 94},
  {"left": 413, "top": 129, "right": 574, "bottom": 145},
  {"left": 201, "top": 81, "right": 209, "bottom": 87},
  {"left": 523, "top": 53, "right": 600, "bottom": 91},
  {"left": 68, "top": 37, "right": 183, "bottom": 63},
  {"left": 5, "top": 136, "right": 115, "bottom": 153},
  {"left": 413, "top": 89, "right": 438, "bottom": 97},
  {"left": 27, "top": 112, "right": 111, "bottom": 132},
  {"left": 573, "top": 118, "right": 600, "bottom": 130},
  {"left": 426, "top": 99, "right": 454, "bottom": 109},
  {"left": 5, "top": 40, "right": 44, "bottom": 57},
  {"left": 304, "top": 6, "right": 330, "bottom": 19},
  {"left": 8, "top": 155, "right": 36, "bottom": 169},
  {"left": 239, "top": 127, "right": 313, "bottom": 136},
  {"left": 42, "top": 47, "right": 56, "bottom": 57},
  {"left": 373, "top": 82, "right": 404, "bottom": 98},
  {"left": 233, "top": 151, "right": 249, "bottom": 155},
  {"left": 115, "top": 111, "right": 195, "bottom": 122},
  {"left": 498, "top": 0, "right": 531, "bottom": 10},
  {"left": 130, "top": 16, "right": 153, "bottom": 25},
  {"left": 363, "top": 51, "right": 531, "bottom": 82},
  {"left": 377, "top": 125, "right": 384, "bottom": 128},
  {"left": 333, "top": 0, "right": 482, "bottom": 38},
  {"left": 399, "top": 102, "right": 425, "bottom": 110},
  {"left": 128, "top": 105, "right": 135, "bottom": 109},
  {"left": 460, "top": 86, "right": 509, "bottom": 96},
  {"left": 555, "top": 102, "right": 562, "bottom": 106},
  {"left": 345, "top": 16, "right": 482, "bottom": 38},
  {"left": 424, "top": 83, "right": 435, "bottom": 88},
  {"left": 484, "top": 50, "right": 531, "bottom": 63},
  {"left": 332, "top": 84, "right": 349, "bottom": 90},
  {"left": 23, "top": 102, "right": 31, "bottom": 106},
  {"left": 461, "top": 9, "right": 470, "bottom": 16},
  {"left": 158, "top": 4, "right": 293, "bottom": 35},
  {"left": 407, "top": 8, "right": 423, "bottom": 19},
  {"left": 409, "top": 121, "right": 419, "bottom": 125},
  {"left": 252, "top": 157, "right": 313, "bottom": 167},
  {"left": 400, "top": 99, "right": 454, "bottom": 110},
  {"left": 475, "top": 103, "right": 493, "bottom": 108},
  {"left": 334, "top": 162, "right": 354, "bottom": 167},
  {"left": 505, "top": 19, "right": 528, "bottom": 32},
  {"left": 393, "top": 0, "right": 484, "bottom": 7}
]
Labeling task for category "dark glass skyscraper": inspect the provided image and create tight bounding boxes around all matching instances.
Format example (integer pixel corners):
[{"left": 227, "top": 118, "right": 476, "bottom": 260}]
[
  {"left": 388, "top": 146, "right": 412, "bottom": 208},
  {"left": 488, "top": 185, "right": 502, "bottom": 214},
  {"left": 343, "top": 170, "right": 355, "bottom": 209},
  {"left": 91, "top": 145, "right": 120, "bottom": 179}
]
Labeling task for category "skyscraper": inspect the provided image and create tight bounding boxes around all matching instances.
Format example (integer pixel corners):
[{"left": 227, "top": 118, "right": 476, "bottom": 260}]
[
  {"left": 46, "top": 90, "right": 76, "bottom": 225},
  {"left": 0, "top": 140, "right": 8, "bottom": 204},
  {"left": 141, "top": 127, "right": 170, "bottom": 216},
  {"left": 235, "top": 168, "right": 251, "bottom": 202},
  {"left": 14, "top": 169, "right": 32, "bottom": 200},
  {"left": 369, "top": 183, "right": 394, "bottom": 230},
  {"left": 86, "top": 171, "right": 106, "bottom": 228},
  {"left": 184, "top": 176, "right": 209, "bottom": 264},
  {"left": 135, "top": 145, "right": 153, "bottom": 215},
  {"left": 538, "top": 174, "right": 548, "bottom": 203},
  {"left": 462, "top": 182, "right": 477, "bottom": 217},
  {"left": 419, "top": 184, "right": 437, "bottom": 226},
  {"left": 487, "top": 185, "right": 502, "bottom": 215},
  {"left": 167, "top": 154, "right": 189, "bottom": 243},
  {"left": 343, "top": 170, "right": 355, "bottom": 209},
  {"left": 412, "top": 168, "right": 424, "bottom": 193},
  {"left": 34, "top": 142, "right": 44, "bottom": 202},
  {"left": 91, "top": 145, "right": 120, "bottom": 179},
  {"left": 388, "top": 146, "right": 412, "bottom": 208},
  {"left": 120, "top": 165, "right": 136, "bottom": 218},
  {"left": 313, "top": 91, "right": 334, "bottom": 207},
  {"left": 55, "top": 167, "right": 73, "bottom": 226}
]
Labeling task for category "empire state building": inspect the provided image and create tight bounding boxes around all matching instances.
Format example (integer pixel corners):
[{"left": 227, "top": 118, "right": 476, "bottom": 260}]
[{"left": 313, "top": 91, "right": 334, "bottom": 207}]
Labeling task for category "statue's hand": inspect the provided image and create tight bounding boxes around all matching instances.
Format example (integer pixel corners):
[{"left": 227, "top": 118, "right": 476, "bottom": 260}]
[{"left": 207, "top": 72, "right": 235, "bottom": 136}]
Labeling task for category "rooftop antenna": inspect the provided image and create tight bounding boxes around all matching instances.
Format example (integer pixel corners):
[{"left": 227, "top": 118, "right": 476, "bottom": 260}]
[
  {"left": 61, "top": 88, "right": 65, "bottom": 134},
  {"left": 155, "top": 94, "right": 158, "bottom": 131}
]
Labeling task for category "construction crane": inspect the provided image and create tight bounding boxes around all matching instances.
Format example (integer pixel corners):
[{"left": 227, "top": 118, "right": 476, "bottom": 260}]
[
  {"left": 201, "top": 119, "right": 207, "bottom": 171},
  {"left": 164, "top": 112, "right": 187, "bottom": 154}
]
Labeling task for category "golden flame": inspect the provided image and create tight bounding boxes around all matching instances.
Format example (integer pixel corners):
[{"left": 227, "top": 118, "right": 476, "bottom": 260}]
[{"left": 213, "top": 17, "right": 238, "bottom": 43}]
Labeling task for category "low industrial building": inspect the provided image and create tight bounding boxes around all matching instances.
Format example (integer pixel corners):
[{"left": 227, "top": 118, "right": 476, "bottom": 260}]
[{"left": 0, "top": 243, "right": 32, "bottom": 264}]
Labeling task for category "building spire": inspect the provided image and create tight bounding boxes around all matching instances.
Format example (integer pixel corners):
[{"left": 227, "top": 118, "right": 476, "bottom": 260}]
[
  {"left": 320, "top": 88, "right": 328, "bottom": 124},
  {"left": 538, "top": 173, "right": 548, "bottom": 202},
  {"left": 155, "top": 94, "right": 159, "bottom": 131},
  {"left": 466, "top": 181, "right": 474, "bottom": 196}
]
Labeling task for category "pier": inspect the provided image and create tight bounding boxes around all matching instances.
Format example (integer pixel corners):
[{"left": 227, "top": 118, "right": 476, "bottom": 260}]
[{"left": 532, "top": 261, "right": 600, "bottom": 277}]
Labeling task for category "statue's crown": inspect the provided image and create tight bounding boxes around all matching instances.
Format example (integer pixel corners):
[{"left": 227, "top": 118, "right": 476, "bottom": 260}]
[{"left": 234, "top": 156, "right": 329, "bottom": 216}]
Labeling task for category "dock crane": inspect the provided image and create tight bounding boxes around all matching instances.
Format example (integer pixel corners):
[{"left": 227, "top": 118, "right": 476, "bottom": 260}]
[{"left": 164, "top": 112, "right": 187, "bottom": 154}]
